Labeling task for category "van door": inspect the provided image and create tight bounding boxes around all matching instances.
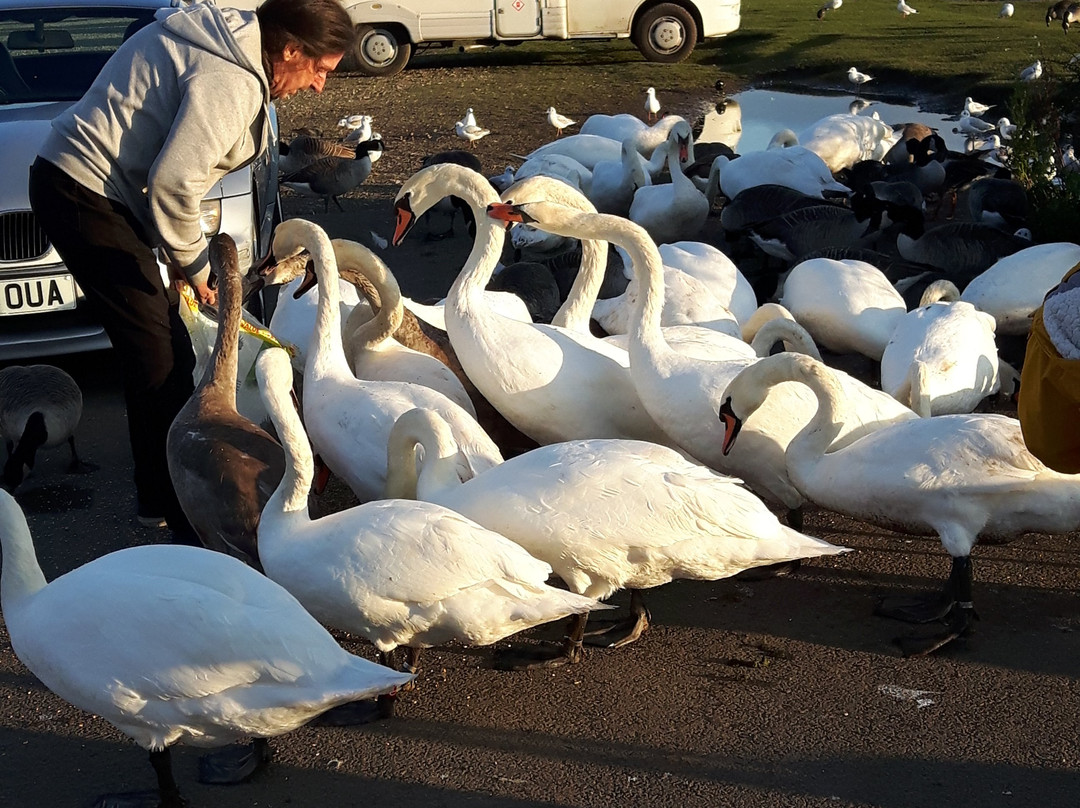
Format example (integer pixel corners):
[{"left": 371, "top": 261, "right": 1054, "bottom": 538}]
[{"left": 494, "top": 0, "right": 541, "bottom": 37}]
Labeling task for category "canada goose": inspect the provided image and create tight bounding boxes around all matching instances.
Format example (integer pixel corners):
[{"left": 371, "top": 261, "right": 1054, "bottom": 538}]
[
  {"left": 280, "top": 137, "right": 384, "bottom": 212},
  {"left": 487, "top": 261, "right": 562, "bottom": 323},
  {"left": 1063, "top": 2, "right": 1080, "bottom": 30},
  {"left": 1047, "top": 0, "right": 1072, "bottom": 25},
  {"left": 0, "top": 364, "right": 88, "bottom": 490},
  {"left": 278, "top": 133, "right": 355, "bottom": 175},
  {"left": 167, "top": 234, "right": 285, "bottom": 569},
  {"left": 962, "top": 175, "right": 1029, "bottom": 231}
]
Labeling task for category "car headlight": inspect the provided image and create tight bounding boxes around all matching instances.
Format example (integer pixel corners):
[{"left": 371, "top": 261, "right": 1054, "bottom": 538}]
[{"left": 199, "top": 200, "right": 222, "bottom": 236}]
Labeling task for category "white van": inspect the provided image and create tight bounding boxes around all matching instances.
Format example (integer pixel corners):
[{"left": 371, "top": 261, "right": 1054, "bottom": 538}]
[{"left": 333, "top": 0, "right": 742, "bottom": 76}]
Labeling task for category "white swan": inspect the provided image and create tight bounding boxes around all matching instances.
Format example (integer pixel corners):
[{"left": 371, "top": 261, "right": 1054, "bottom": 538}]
[
  {"left": 512, "top": 151, "right": 594, "bottom": 195},
  {"left": 329, "top": 240, "right": 476, "bottom": 415},
  {"left": 579, "top": 113, "right": 686, "bottom": 157},
  {"left": 880, "top": 292, "right": 1000, "bottom": 417},
  {"left": 269, "top": 218, "right": 502, "bottom": 502},
  {"left": 525, "top": 133, "right": 623, "bottom": 170},
  {"left": 628, "top": 127, "right": 709, "bottom": 245},
  {"left": 487, "top": 200, "right": 917, "bottom": 524},
  {"left": 592, "top": 242, "right": 749, "bottom": 336},
  {"left": 588, "top": 139, "right": 653, "bottom": 216},
  {"left": 255, "top": 347, "right": 602, "bottom": 670},
  {"left": 794, "top": 113, "right": 899, "bottom": 172},
  {"left": 385, "top": 407, "right": 848, "bottom": 667},
  {"left": 393, "top": 164, "right": 673, "bottom": 447},
  {"left": 0, "top": 488, "right": 410, "bottom": 806},
  {"left": 719, "top": 351, "right": 1080, "bottom": 655},
  {"left": 780, "top": 257, "right": 907, "bottom": 360},
  {"left": 960, "top": 242, "right": 1080, "bottom": 335},
  {"left": 708, "top": 146, "right": 851, "bottom": 200}
]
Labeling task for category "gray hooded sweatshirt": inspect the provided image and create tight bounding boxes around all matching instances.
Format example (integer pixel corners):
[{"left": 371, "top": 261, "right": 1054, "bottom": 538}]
[{"left": 39, "top": 2, "right": 270, "bottom": 287}]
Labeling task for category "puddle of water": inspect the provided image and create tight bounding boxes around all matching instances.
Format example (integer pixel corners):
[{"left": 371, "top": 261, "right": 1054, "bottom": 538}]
[{"left": 697, "top": 89, "right": 972, "bottom": 155}]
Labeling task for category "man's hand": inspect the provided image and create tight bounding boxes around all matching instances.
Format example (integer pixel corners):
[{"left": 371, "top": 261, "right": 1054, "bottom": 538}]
[{"left": 193, "top": 279, "right": 217, "bottom": 307}]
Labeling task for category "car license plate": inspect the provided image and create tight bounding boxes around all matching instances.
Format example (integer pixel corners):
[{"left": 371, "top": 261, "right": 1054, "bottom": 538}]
[{"left": 0, "top": 274, "right": 77, "bottom": 316}]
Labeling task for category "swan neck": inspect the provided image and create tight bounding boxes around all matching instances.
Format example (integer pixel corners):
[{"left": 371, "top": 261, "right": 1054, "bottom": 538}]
[
  {"left": 0, "top": 498, "right": 47, "bottom": 610},
  {"left": 341, "top": 260, "right": 403, "bottom": 350},
  {"left": 909, "top": 362, "right": 933, "bottom": 418},
  {"left": 552, "top": 237, "right": 609, "bottom": 332},
  {"left": 264, "top": 374, "right": 313, "bottom": 515},
  {"left": 201, "top": 259, "right": 241, "bottom": 406},
  {"left": 445, "top": 176, "right": 504, "bottom": 311},
  {"left": 785, "top": 360, "right": 846, "bottom": 462},
  {"left": 308, "top": 231, "right": 352, "bottom": 380}
]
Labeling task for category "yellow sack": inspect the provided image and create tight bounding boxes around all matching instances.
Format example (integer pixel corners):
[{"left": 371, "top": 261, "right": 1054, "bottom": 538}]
[{"left": 1017, "top": 262, "right": 1080, "bottom": 473}]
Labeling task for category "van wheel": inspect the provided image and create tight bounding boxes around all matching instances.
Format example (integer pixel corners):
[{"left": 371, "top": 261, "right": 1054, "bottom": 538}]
[
  {"left": 341, "top": 24, "right": 412, "bottom": 76},
  {"left": 632, "top": 4, "right": 697, "bottom": 63}
]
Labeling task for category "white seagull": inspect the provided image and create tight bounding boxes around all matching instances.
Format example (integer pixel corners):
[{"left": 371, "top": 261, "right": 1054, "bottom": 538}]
[
  {"left": 955, "top": 110, "right": 997, "bottom": 136},
  {"left": 963, "top": 96, "right": 994, "bottom": 117},
  {"left": 547, "top": 106, "right": 577, "bottom": 137},
  {"left": 1020, "top": 60, "right": 1042, "bottom": 81},
  {"left": 897, "top": 0, "right": 918, "bottom": 15},
  {"left": 817, "top": 0, "right": 842, "bottom": 19},
  {"left": 644, "top": 87, "right": 661, "bottom": 123},
  {"left": 455, "top": 118, "right": 491, "bottom": 146},
  {"left": 461, "top": 107, "right": 477, "bottom": 128},
  {"left": 999, "top": 3, "right": 1014, "bottom": 17},
  {"left": 847, "top": 66, "right": 873, "bottom": 94}
]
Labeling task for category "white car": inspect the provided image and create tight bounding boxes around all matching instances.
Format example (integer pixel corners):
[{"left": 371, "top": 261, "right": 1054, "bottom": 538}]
[{"left": 0, "top": 0, "right": 279, "bottom": 359}]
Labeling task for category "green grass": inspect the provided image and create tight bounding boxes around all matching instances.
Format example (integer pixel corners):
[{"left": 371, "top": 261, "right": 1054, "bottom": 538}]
[{"left": 408, "top": 1, "right": 1077, "bottom": 110}]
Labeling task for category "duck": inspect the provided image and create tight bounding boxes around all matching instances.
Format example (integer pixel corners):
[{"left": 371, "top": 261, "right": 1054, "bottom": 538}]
[
  {"left": 280, "top": 137, "right": 384, "bottom": 213},
  {"left": 628, "top": 127, "right": 709, "bottom": 245},
  {"left": 718, "top": 351, "right": 1080, "bottom": 656},
  {"left": 880, "top": 281, "right": 1001, "bottom": 416},
  {"left": 385, "top": 407, "right": 848, "bottom": 669},
  {"left": 780, "top": 257, "right": 907, "bottom": 360},
  {"left": 486, "top": 200, "right": 918, "bottom": 526},
  {"left": 254, "top": 347, "right": 602, "bottom": 677},
  {"left": 392, "top": 164, "right": 674, "bottom": 447},
  {"left": 0, "top": 487, "right": 411, "bottom": 807},
  {"left": 707, "top": 145, "right": 851, "bottom": 200},
  {"left": 960, "top": 242, "right": 1080, "bottom": 335},
  {"left": 167, "top": 234, "right": 285, "bottom": 569},
  {"left": 0, "top": 363, "right": 88, "bottom": 490},
  {"left": 266, "top": 218, "right": 502, "bottom": 503}
]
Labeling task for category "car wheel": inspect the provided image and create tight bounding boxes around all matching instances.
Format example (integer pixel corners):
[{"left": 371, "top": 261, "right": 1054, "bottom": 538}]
[
  {"left": 340, "top": 24, "right": 412, "bottom": 76},
  {"left": 632, "top": 4, "right": 698, "bottom": 64}
]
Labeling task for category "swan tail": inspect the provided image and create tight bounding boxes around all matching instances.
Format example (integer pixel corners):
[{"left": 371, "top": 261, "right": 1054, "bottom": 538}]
[{"left": 775, "top": 527, "right": 852, "bottom": 562}]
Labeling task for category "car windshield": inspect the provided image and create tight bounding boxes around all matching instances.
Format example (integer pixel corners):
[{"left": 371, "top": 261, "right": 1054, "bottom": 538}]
[{"left": 0, "top": 6, "right": 156, "bottom": 104}]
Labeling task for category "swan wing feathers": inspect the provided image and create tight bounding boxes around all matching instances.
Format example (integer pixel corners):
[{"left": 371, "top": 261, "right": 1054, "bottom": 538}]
[
  {"left": 311, "top": 499, "right": 561, "bottom": 604},
  {"left": 441, "top": 441, "right": 846, "bottom": 577},
  {"left": 14, "top": 546, "right": 410, "bottom": 745}
]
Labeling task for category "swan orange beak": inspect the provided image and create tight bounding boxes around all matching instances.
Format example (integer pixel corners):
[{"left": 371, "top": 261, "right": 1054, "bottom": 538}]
[
  {"left": 718, "top": 397, "right": 741, "bottom": 456},
  {"left": 678, "top": 135, "right": 690, "bottom": 163},
  {"left": 486, "top": 202, "right": 530, "bottom": 227},
  {"left": 393, "top": 194, "right": 416, "bottom": 246}
]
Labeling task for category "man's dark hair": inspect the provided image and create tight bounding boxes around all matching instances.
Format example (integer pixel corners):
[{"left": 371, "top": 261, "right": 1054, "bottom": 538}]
[{"left": 258, "top": 0, "right": 354, "bottom": 62}]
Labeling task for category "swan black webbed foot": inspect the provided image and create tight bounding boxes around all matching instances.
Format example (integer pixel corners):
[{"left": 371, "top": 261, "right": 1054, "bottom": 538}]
[
  {"left": 876, "top": 555, "right": 978, "bottom": 656},
  {"left": 197, "top": 737, "right": 272, "bottom": 785},
  {"left": 493, "top": 613, "right": 587, "bottom": 670},
  {"left": 582, "top": 589, "right": 650, "bottom": 649},
  {"left": 92, "top": 747, "right": 187, "bottom": 807}
]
